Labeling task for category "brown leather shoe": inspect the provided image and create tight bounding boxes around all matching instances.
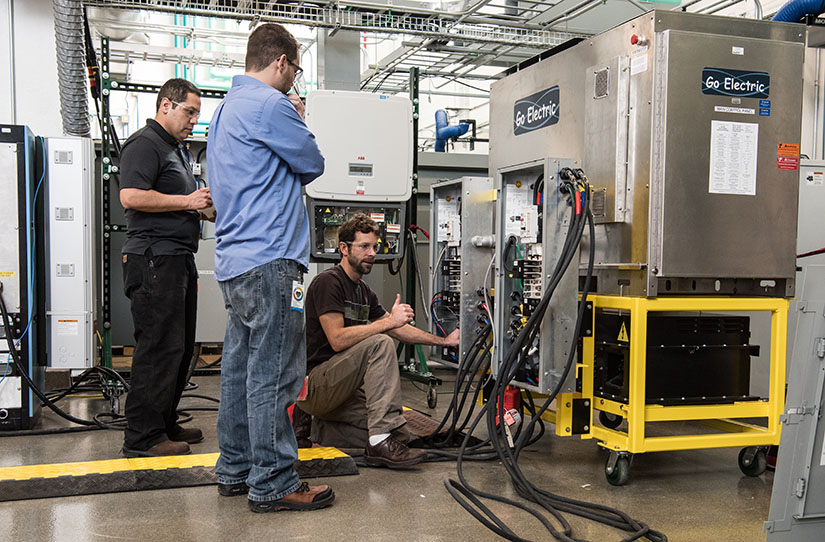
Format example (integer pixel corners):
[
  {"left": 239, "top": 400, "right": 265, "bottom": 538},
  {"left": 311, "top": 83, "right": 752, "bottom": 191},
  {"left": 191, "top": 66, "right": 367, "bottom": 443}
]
[
  {"left": 248, "top": 482, "right": 335, "bottom": 513},
  {"left": 364, "top": 436, "right": 427, "bottom": 468},
  {"left": 170, "top": 427, "right": 204, "bottom": 444},
  {"left": 122, "top": 439, "right": 191, "bottom": 457}
]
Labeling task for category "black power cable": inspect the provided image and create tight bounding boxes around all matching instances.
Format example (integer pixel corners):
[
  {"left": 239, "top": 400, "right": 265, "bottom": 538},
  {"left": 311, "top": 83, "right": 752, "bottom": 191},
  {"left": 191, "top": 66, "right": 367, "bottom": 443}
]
[
  {"left": 445, "top": 172, "right": 668, "bottom": 542},
  {"left": 0, "top": 284, "right": 117, "bottom": 431},
  {"left": 1, "top": 288, "right": 219, "bottom": 438}
]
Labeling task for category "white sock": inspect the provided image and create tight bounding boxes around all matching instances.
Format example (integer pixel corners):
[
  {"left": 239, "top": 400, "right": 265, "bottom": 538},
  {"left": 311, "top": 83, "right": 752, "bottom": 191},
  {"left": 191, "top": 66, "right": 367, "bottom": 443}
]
[{"left": 368, "top": 433, "right": 391, "bottom": 446}]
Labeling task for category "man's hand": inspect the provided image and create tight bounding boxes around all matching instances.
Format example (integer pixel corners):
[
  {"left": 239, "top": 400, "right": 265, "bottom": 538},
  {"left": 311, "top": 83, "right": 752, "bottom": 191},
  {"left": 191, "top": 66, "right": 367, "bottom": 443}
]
[
  {"left": 388, "top": 294, "right": 414, "bottom": 329},
  {"left": 442, "top": 328, "right": 460, "bottom": 347},
  {"left": 288, "top": 93, "right": 306, "bottom": 119},
  {"left": 186, "top": 187, "right": 212, "bottom": 211}
]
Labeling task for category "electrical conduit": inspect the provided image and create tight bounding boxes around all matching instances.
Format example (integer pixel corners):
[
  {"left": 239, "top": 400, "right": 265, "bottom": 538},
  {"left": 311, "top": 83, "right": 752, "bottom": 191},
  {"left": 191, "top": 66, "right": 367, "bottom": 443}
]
[{"left": 53, "top": 0, "right": 90, "bottom": 136}]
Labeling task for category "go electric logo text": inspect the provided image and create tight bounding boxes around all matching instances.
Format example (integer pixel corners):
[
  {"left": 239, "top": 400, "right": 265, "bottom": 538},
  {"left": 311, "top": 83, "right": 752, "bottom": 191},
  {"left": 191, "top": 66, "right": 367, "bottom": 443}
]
[
  {"left": 514, "top": 86, "right": 560, "bottom": 136},
  {"left": 702, "top": 67, "right": 770, "bottom": 98}
]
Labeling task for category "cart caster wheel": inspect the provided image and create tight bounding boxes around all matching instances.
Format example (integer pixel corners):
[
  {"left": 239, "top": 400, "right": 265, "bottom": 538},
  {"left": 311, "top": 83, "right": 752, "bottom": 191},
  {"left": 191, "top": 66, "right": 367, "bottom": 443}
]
[
  {"left": 427, "top": 385, "right": 438, "bottom": 409},
  {"left": 598, "top": 411, "right": 623, "bottom": 429},
  {"left": 605, "top": 454, "right": 631, "bottom": 486},
  {"left": 738, "top": 447, "right": 767, "bottom": 477}
]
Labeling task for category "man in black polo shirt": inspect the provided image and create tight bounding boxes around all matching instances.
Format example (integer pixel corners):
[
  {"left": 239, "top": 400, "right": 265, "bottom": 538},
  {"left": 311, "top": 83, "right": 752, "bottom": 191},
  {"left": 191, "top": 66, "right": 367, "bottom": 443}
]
[{"left": 119, "top": 78, "right": 213, "bottom": 457}]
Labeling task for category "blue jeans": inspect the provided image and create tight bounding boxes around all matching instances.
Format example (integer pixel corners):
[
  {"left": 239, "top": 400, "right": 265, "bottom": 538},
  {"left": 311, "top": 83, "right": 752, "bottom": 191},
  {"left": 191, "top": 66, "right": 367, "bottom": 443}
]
[{"left": 215, "top": 259, "right": 305, "bottom": 501}]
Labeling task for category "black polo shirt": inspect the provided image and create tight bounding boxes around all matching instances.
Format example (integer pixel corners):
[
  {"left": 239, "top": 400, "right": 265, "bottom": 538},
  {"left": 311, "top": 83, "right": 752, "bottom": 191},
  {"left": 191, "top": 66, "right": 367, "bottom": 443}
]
[{"left": 120, "top": 119, "right": 199, "bottom": 255}]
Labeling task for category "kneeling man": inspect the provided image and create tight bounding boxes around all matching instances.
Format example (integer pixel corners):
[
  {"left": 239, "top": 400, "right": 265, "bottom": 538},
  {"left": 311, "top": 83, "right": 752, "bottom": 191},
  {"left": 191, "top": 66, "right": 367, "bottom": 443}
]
[{"left": 299, "top": 214, "right": 459, "bottom": 467}]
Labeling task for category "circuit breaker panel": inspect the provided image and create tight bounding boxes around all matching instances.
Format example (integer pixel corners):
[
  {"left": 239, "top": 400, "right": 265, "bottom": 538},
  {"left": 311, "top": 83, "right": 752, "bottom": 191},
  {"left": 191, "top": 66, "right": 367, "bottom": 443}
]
[
  {"left": 307, "top": 200, "right": 405, "bottom": 262},
  {"left": 494, "top": 159, "right": 581, "bottom": 394},
  {"left": 429, "top": 177, "right": 495, "bottom": 368}
]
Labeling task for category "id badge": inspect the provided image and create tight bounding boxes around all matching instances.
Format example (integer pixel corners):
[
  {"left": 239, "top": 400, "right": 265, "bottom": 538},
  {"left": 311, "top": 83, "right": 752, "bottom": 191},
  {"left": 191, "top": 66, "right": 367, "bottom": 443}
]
[{"left": 290, "top": 280, "right": 304, "bottom": 312}]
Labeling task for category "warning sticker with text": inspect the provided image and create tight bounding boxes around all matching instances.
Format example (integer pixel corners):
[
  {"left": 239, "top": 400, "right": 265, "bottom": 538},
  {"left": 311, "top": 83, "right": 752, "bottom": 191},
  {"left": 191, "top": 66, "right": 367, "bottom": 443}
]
[
  {"left": 777, "top": 143, "right": 799, "bottom": 157},
  {"left": 777, "top": 156, "right": 799, "bottom": 171}
]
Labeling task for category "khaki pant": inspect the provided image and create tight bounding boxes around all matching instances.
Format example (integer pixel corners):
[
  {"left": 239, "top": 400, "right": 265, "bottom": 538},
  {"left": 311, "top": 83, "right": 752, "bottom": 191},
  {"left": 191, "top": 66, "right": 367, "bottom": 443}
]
[{"left": 298, "top": 335, "right": 406, "bottom": 448}]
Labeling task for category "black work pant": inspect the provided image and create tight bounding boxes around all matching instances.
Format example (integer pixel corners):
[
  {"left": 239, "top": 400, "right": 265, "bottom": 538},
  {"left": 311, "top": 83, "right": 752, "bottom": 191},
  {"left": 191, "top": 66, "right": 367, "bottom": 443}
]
[{"left": 123, "top": 250, "right": 198, "bottom": 451}]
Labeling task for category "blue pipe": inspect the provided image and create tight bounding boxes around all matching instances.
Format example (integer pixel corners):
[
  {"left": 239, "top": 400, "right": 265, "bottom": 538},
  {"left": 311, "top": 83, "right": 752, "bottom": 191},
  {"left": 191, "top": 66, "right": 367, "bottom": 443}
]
[
  {"left": 434, "top": 109, "right": 470, "bottom": 152},
  {"left": 772, "top": 0, "right": 825, "bottom": 22}
]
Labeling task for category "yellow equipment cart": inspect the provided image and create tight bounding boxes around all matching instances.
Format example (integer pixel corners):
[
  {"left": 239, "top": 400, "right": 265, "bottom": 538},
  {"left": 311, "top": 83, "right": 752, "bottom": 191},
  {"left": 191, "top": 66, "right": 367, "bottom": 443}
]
[{"left": 545, "top": 295, "right": 787, "bottom": 485}]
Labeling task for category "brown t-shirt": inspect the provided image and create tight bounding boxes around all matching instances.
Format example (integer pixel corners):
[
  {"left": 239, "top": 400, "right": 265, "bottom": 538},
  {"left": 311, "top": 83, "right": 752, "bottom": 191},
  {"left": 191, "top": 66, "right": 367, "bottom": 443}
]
[{"left": 305, "top": 265, "right": 386, "bottom": 372}]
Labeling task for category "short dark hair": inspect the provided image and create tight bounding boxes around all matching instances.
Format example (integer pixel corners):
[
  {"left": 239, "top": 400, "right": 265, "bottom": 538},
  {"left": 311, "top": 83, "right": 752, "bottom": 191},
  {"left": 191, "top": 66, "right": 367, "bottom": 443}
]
[
  {"left": 245, "top": 23, "right": 299, "bottom": 72},
  {"left": 156, "top": 78, "right": 201, "bottom": 111},
  {"left": 339, "top": 214, "right": 380, "bottom": 245}
]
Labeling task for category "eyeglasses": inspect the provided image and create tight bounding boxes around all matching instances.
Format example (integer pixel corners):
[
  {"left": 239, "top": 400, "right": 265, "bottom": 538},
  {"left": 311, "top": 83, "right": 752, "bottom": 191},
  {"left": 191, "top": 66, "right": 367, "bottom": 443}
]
[
  {"left": 170, "top": 101, "right": 201, "bottom": 120},
  {"left": 346, "top": 242, "right": 380, "bottom": 253},
  {"left": 286, "top": 57, "right": 304, "bottom": 77}
]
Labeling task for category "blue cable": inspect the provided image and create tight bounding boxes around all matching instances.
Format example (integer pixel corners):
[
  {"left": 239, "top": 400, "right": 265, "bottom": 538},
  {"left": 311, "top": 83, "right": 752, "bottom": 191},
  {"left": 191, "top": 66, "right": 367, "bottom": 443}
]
[{"left": 0, "top": 353, "right": 10, "bottom": 386}]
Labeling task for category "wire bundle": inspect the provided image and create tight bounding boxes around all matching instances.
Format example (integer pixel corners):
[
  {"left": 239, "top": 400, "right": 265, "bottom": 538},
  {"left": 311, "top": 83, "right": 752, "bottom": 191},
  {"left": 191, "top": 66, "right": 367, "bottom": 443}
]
[
  {"left": 423, "top": 324, "right": 497, "bottom": 456},
  {"left": 445, "top": 170, "right": 668, "bottom": 542}
]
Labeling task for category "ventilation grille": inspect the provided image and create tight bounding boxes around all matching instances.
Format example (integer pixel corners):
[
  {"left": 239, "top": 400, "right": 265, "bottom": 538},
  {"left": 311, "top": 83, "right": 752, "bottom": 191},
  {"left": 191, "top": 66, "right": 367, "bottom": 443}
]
[
  {"left": 55, "top": 207, "right": 74, "bottom": 221},
  {"left": 54, "top": 150, "right": 73, "bottom": 165},
  {"left": 56, "top": 264, "right": 75, "bottom": 277},
  {"left": 591, "top": 189, "right": 606, "bottom": 218},
  {"left": 594, "top": 68, "right": 609, "bottom": 99}
]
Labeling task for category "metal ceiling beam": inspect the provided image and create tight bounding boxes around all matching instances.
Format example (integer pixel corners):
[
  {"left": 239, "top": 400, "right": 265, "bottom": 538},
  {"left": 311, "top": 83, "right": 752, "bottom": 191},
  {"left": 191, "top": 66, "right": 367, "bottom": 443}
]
[{"left": 83, "top": 0, "right": 585, "bottom": 47}]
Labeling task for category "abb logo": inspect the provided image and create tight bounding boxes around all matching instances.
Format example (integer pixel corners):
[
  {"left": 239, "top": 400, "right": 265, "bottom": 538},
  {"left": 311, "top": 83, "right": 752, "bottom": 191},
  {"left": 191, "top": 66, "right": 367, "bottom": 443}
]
[{"left": 356, "top": 156, "right": 366, "bottom": 161}]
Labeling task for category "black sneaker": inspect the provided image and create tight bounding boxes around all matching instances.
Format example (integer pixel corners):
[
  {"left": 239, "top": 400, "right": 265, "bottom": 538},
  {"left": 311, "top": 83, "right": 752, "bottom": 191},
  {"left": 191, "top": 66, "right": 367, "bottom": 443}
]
[{"left": 218, "top": 482, "right": 249, "bottom": 497}]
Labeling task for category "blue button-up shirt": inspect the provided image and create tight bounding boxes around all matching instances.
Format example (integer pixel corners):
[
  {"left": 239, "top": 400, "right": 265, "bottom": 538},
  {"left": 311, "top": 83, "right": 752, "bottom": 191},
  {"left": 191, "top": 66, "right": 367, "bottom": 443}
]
[{"left": 208, "top": 75, "right": 324, "bottom": 280}]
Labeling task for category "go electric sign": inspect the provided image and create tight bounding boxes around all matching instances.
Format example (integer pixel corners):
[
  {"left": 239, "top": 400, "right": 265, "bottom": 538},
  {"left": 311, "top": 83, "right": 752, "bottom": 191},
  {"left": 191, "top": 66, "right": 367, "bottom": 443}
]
[
  {"left": 514, "top": 86, "right": 560, "bottom": 136},
  {"left": 702, "top": 67, "right": 770, "bottom": 98}
]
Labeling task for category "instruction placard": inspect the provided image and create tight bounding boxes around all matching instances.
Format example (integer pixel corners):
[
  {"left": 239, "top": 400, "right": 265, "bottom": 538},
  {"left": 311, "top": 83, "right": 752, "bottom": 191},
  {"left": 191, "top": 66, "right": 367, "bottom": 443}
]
[
  {"left": 57, "top": 320, "right": 79, "bottom": 336},
  {"left": 708, "top": 120, "right": 759, "bottom": 196}
]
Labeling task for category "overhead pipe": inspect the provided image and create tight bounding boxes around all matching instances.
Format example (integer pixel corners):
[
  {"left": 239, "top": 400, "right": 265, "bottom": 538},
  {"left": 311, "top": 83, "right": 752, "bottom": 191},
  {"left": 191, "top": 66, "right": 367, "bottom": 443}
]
[
  {"left": 434, "top": 109, "right": 470, "bottom": 152},
  {"left": 772, "top": 0, "right": 825, "bottom": 22},
  {"left": 54, "top": 0, "right": 90, "bottom": 136}
]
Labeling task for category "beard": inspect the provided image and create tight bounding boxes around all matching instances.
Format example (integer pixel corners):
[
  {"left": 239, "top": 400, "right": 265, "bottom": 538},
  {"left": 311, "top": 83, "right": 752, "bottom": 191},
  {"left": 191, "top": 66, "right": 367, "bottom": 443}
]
[{"left": 347, "top": 252, "right": 374, "bottom": 275}]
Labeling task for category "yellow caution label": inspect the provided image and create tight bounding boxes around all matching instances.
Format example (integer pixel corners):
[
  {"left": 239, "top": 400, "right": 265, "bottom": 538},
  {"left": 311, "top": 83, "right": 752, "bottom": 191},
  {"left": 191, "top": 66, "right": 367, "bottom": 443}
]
[
  {"left": 0, "top": 272, "right": 15, "bottom": 277},
  {"left": 617, "top": 322, "right": 629, "bottom": 343},
  {"left": 324, "top": 208, "right": 331, "bottom": 213}
]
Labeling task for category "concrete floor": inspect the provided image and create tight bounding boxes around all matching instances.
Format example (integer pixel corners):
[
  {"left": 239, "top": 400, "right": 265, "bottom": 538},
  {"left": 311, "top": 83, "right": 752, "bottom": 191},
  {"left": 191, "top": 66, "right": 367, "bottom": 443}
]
[{"left": 0, "top": 369, "right": 773, "bottom": 542}]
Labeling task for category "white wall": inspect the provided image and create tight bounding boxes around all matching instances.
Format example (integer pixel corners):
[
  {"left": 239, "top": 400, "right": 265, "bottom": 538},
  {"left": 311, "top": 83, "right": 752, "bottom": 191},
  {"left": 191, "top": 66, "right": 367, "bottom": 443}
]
[{"left": 0, "top": 0, "right": 62, "bottom": 137}]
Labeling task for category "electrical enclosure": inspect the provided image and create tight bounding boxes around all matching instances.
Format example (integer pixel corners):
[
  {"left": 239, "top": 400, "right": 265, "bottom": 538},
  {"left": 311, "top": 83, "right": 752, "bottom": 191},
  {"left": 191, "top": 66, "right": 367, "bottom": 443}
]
[
  {"left": 0, "top": 125, "right": 44, "bottom": 430},
  {"left": 46, "top": 136, "right": 96, "bottom": 370},
  {"left": 305, "top": 90, "right": 413, "bottom": 202},
  {"left": 307, "top": 200, "right": 405, "bottom": 262},
  {"left": 489, "top": 10, "right": 804, "bottom": 298},
  {"left": 428, "top": 177, "right": 495, "bottom": 368},
  {"left": 493, "top": 159, "right": 582, "bottom": 393}
]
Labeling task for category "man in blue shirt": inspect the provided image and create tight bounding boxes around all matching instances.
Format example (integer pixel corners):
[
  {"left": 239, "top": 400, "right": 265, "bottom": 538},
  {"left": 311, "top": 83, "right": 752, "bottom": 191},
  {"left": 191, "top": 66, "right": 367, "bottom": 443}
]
[{"left": 207, "top": 23, "right": 333, "bottom": 513}]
